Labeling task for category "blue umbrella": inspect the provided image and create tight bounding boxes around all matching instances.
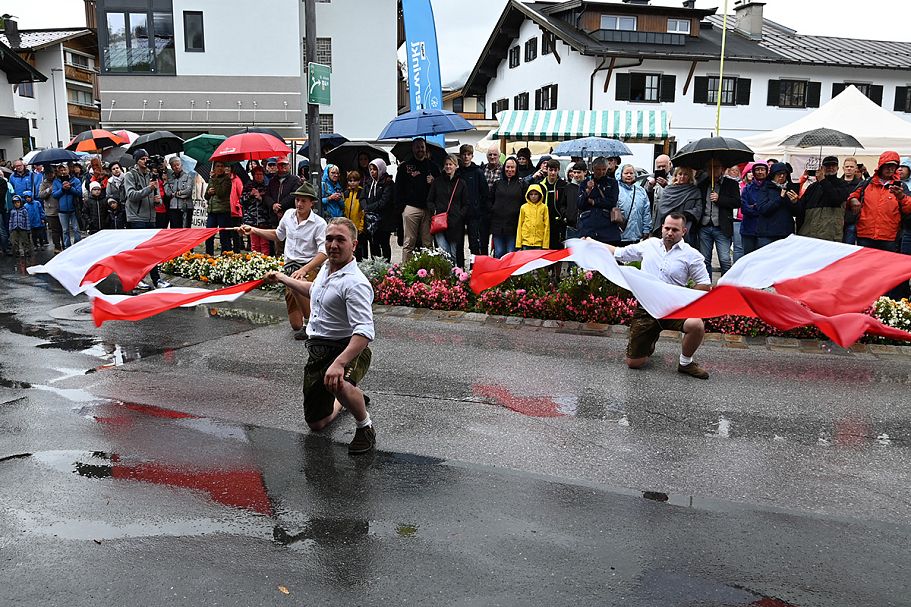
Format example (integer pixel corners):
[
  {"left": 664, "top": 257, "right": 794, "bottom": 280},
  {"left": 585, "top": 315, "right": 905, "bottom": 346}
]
[
  {"left": 378, "top": 108, "right": 475, "bottom": 140},
  {"left": 552, "top": 137, "right": 632, "bottom": 158},
  {"left": 297, "top": 133, "right": 349, "bottom": 156},
  {"left": 26, "top": 148, "right": 82, "bottom": 166}
]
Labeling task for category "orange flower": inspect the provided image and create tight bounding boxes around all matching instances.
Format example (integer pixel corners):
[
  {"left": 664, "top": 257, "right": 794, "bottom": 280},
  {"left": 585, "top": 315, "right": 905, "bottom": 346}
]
[{"left": 198, "top": 275, "right": 209, "bottom": 282}]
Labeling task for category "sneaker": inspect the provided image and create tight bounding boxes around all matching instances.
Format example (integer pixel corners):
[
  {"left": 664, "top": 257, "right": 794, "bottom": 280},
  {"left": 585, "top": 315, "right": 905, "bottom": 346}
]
[
  {"left": 135, "top": 280, "right": 152, "bottom": 290},
  {"left": 348, "top": 425, "right": 376, "bottom": 455},
  {"left": 677, "top": 361, "right": 709, "bottom": 380},
  {"left": 155, "top": 280, "right": 172, "bottom": 289},
  {"left": 293, "top": 328, "right": 308, "bottom": 340}
]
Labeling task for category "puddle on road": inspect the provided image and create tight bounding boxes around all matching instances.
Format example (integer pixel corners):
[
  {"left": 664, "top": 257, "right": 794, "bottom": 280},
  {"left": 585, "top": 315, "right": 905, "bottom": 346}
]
[{"left": 203, "top": 305, "right": 283, "bottom": 326}]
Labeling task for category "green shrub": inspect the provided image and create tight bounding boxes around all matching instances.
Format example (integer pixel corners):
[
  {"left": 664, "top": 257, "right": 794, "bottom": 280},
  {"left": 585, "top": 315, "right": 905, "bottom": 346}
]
[{"left": 402, "top": 248, "right": 454, "bottom": 283}]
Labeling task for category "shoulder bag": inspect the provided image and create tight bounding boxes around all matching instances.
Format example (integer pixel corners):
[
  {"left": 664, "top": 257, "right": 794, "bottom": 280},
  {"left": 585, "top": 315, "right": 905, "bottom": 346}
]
[
  {"left": 611, "top": 186, "right": 631, "bottom": 229},
  {"left": 430, "top": 178, "right": 459, "bottom": 235}
]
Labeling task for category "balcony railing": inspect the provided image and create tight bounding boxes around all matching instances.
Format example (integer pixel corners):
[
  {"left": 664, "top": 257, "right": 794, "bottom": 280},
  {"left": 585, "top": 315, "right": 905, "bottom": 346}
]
[{"left": 102, "top": 45, "right": 175, "bottom": 75}]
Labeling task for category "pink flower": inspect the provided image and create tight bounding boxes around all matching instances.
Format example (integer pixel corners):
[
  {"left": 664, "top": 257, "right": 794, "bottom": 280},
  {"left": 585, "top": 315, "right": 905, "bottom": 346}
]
[
  {"left": 516, "top": 289, "right": 526, "bottom": 296},
  {"left": 459, "top": 273, "right": 469, "bottom": 282},
  {"left": 417, "top": 269, "right": 428, "bottom": 278},
  {"left": 584, "top": 271, "right": 594, "bottom": 281}
]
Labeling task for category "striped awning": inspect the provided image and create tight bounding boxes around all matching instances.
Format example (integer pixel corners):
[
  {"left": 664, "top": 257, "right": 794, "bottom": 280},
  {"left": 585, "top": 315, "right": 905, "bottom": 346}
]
[{"left": 490, "top": 110, "right": 671, "bottom": 142}]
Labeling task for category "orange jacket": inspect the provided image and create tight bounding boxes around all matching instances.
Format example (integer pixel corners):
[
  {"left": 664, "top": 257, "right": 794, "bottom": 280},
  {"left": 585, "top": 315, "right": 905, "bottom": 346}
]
[{"left": 849, "top": 151, "right": 911, "bottom": 241}]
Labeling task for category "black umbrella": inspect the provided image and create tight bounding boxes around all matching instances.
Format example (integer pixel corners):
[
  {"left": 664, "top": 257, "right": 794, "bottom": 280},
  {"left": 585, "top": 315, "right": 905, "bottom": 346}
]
[
  {"left": 325, "top": 142, "right": 390, "bottom": 172},
  {"left": 233, "top": 126, "right": 286, "bottom": 143},
  {"left": 779, "top": 128, "right": 863, "bottom": 149},
  {"left": 297, "top": 133, "right": 349, "bottom": 156},
  {"left": 127, "top": 130, "right": 185, "bottom": 156},
  {"left": 389, "top": 140, "right": 446, "bottom": 165},
  {"left": 102, "top": 146, "right": 135, "bottom": 169},
  {"left": 26, "top": 148, "right": 82, "bottom": 166},
  {"left": 671, "top": 136, "right": 754, "bottom": 169}
]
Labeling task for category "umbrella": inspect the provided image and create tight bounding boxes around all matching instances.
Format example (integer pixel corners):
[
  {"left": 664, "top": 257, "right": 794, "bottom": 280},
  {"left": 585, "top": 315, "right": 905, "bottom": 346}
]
[
  {"left": 66, "top": 129, "right": 126, "bottom": 152},
  {"left": 0, "top": 166, "right": 10, "bottom": 176},
  {"left": 378, "top": 108, "right": 475, "bottom": 140},
  {"left": 779, "top": 128, "right": 863, "bottom": 149},
  {"left": 183, "top": 134, "right": 227, "bottom": 163},
  {"left": 26, "top": 148, "right": 82, "bottom": 166},
  {"left": 389, "top": 140, "right": 446, "bottom": 165},
  {"left": 552, "top": 137, "right": 632, "bottom": 158},
  {"left": 102, "top": 145, "right": 135, "bottom": 168},
  {"left": 113, "top": 129, "right": 140, "bottom": 144},
  {"left": 325, "top": 142, "right": 390, "bottom": 172},
  {"left": 671, "top": 136, "right": 754, "bottom": 169},
  {"left": 21, "top": 149, "right": 41, "bottom": 165},
  {"left": 127, "top": 130, "right": 185, "bottom": 156},
  {"left": 209, "top": 132, "right": 292, "bottom": 163},
  {"left": 233, "top": 126, "right": 286, "bottom": 143},
  {"left": 297, "top": 133, "right": 349, "bottom": 156}
]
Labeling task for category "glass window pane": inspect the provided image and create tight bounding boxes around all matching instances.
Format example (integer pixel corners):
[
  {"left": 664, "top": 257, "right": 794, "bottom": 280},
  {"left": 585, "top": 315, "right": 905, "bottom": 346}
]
[
  {"left": 128, "top": 13, "right": 151, "bottom": 72},
  {"left": 153, "top": 12, "right": 175, "bottom": 73},
  {"left": 619, "top": 17, "right": 636, "bottom": 31},
  {"left": 106, "top": 12, "right": 128, "bottom": 72},
  {"left": 184, "top": 12, "right": 204, "bottom": 51}
]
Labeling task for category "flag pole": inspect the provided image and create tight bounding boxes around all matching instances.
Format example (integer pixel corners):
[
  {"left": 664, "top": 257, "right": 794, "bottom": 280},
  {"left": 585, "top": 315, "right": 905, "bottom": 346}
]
[{"left": 712, "top": 0, "right": 730, "bottom": 191}]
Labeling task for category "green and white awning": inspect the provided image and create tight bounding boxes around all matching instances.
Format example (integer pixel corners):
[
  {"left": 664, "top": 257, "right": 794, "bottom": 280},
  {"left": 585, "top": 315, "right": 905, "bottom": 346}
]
[{"left": 490, "top": 110, "right": 671, "bottom": 142}]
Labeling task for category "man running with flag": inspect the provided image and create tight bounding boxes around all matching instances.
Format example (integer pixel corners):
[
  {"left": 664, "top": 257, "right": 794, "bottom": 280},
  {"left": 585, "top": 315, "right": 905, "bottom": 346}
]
[{"left": 598, "top": 212, "right": 712, "bottom": 379}]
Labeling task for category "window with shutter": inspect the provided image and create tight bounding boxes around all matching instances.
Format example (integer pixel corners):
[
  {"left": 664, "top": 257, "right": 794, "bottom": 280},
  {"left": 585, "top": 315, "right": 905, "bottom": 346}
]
[
  {"left": 660, "top": 75, "right": 676, "bottom": 102},
  {"left": 706, "top": 76, "right": 736, "bottom": 106},
  {"left": 615, "top": 73, "right": 631, "bottom": 101},
  {"left": 766, "top": 79, "right": 780, "bottom": 106},
  {"left": 514, "top": 92, "right": 529, "bottom": 111},
  {"left": 524, "top": 38, "right": 537, "bottom": 63},
  {"left": 777, "top": 80, "right": 808, "bottom": 108},
  {"left": 509, "top": 46, "right": 520, "bottom": 68},
  {"left": 736, "top": 78, "right": 751, "bottom": 106},
  {"left": 806, "top": 81, "right": 821, "bottom": 108},
  {"left": 693, "top": 76, "right": 708, "bottom": 104},
  {"left": 894, "top": 87, "right": 910, "bottom": 112}
]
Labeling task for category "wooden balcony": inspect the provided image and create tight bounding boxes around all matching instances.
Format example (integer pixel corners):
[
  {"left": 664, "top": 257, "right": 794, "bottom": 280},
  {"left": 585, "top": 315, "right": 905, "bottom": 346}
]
[
  {"left": 67, "top": 103, "right": 100, "bottom": 121},
  {"left": 65, "top": 64, "right": 95, "bottom": 84}
]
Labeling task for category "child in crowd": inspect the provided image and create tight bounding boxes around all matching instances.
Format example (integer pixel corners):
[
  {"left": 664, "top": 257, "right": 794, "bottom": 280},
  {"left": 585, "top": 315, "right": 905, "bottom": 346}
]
[
  {"left": 23, "top": 191, "right": 46, "bottom": 248},
  {"left": 8, "top": 195, "right": 32, "bottom": 257},
  {"left": 107, "top": 195, "right": 127, "bottom": 229},
  {"left": 343, "top": 170, "right": 367, "bottom": 260},
  {"left": 516, "top": 184, "right": 549, "bottom": 250}
]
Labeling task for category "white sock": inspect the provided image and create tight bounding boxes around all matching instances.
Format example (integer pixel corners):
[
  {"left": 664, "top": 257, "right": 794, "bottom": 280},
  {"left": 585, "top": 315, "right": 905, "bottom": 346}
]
[
  {"left": 356, "top": 412, "right": 372, "bottom": 429},
  {"left": 680, "top": 354, "right": 694, "bottom": 366}
]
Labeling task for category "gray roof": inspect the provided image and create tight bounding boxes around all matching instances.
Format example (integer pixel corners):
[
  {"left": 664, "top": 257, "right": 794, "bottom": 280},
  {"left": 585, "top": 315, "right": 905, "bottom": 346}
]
[
  {"left": 0, "top": 28, "right": 93, "bottom": 51},
  {"left": 0, "top": 40, "right": 47, "bottom": 83},
  {"left": 705, "top": 15, "right": 911, "bottom": 70}
]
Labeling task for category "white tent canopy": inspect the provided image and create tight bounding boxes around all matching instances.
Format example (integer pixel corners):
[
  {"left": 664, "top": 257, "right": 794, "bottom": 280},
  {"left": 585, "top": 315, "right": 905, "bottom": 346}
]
[{"left": 742, "top": 86, "right": 911, "bottom": 157}]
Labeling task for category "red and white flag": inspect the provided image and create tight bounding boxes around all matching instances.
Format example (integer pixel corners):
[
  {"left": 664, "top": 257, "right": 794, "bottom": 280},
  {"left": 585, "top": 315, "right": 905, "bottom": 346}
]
[
  {"left": 28, "top": 229, "right": 266, "bottom": 325},
  {"left": 28, "top": 228, "right": 219, "bottom": 295},
  {"left": 470, "top": 237, "right": 911, "bottom": 347}
]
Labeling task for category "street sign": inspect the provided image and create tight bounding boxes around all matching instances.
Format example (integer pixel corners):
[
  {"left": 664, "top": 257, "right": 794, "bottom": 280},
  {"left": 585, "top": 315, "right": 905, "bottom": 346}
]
[{"left": 308, "top": 62, "right": 331, "bottom": 105}]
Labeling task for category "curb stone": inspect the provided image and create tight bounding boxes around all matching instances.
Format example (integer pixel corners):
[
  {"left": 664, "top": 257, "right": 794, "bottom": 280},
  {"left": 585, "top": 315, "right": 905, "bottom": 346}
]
[{"left": 162, "top": 273, "right": 911, "bottom": 360}]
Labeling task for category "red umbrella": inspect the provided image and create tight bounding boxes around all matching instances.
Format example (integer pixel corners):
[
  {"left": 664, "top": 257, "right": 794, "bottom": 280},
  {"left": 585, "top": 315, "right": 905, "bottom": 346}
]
[
  {"left": 209, "top": 132, "right": 291, "bottom": 163},
  {"left": 66, "top": 129, "right": 126, "bottom": 152}
]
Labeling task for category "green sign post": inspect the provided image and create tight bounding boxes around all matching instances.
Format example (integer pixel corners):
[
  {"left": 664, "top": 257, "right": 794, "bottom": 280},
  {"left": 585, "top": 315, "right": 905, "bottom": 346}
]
[{"left": 308, "top": 62, "right": 331, "bottom": 105}]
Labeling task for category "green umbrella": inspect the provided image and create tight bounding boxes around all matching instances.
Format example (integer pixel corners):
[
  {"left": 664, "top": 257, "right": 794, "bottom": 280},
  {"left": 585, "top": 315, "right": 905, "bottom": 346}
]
[{"left": 183, "top": 134, "right": 227, "bottom": 163}]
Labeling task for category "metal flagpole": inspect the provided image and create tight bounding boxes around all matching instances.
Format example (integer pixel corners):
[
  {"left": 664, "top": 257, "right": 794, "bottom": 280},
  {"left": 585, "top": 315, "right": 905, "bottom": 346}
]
[{"left": 714, "top": 0, "right": 729, "bottom": 137}]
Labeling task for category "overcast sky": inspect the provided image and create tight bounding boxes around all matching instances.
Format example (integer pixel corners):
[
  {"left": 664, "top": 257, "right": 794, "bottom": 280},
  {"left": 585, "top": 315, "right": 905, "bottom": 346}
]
[{"left": 11, "top": 0, "right": 910, "bottom": 88}]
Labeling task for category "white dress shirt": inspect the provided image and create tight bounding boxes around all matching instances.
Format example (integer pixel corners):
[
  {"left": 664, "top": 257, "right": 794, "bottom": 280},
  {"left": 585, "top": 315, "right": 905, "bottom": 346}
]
[
  {"left": 614, "top": 237, "right": 710, "bottom": 287},
  {"left": 306, "top": 258, "right": 375, "bottom": 341},
  {"left": 276, "top": 208, "right": 327, "bottom": 263}
]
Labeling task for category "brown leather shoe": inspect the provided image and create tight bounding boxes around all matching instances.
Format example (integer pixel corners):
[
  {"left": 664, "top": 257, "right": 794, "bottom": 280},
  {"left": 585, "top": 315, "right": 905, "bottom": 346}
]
[
  {"left": 349, "top": 425, "right": 376, "bottom": 455},
  {"left": 677, "top": 361, "right": 709, "bottom": 380}
]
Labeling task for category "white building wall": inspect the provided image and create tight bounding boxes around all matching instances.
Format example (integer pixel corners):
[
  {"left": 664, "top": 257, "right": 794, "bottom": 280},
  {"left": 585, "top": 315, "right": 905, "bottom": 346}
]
[
  {"left": 1, "top": 71, "right": 24, "bottom": 160},
  {"left": 12, "top": 45, "right": 69, "bottom": 149},
  {"left": 172, "top": 0, "right": 301, "bottom": 77},
  {"left": 302, "top": 0, "right": 398, "bottom": 140},
  {"left": 482, "top": 17, "right": 911, "bottom": 168}
]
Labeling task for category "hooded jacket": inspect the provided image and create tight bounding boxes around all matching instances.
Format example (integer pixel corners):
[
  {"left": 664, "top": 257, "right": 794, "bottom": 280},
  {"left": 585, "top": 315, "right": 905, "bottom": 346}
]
[
  {"left": 394, "top": 155, "right": 440, "bottom": 210},
  {"left": 456, "top": 161, "right": 489, "bottom": 221},
  {"left": 52, "top": 175, "right": 82, "bottom": 214},
  {"left": 617, "top": 178, "right": 652, "bottom": 242},
  {"left": 489, "top": 167, "right": 525, "bottom": 237},
  {"left": 204, "top": 172, "right": 233, "bottom": 215},
  {"left": 696, "top": 173, "right": 741, "bottom": 238},
  {"left": 363, "top": 159, "right": 396, "bottom": 234},
  {"left": 755, "top": 162, "right": 798, "bottom": 239},
  {"left": 343, "top": 182, "right": 366, "bottom": 232},
  {"left": 123, "top": 167, "right": 157, "bottom": 222},
  {"left": 241, "top": 177, "right": 271, "bottom": 226},
  {"left": 9, "top": 170, "right": 41, "bottom": 199},
  {"left": 24, "top": 195, "right": 45, "bottom": 228},
  {"left": 848, "top": 151, "right": 911, "bottom": 241},
  {"left": 82, "top": 187, "right": 111, "bottom": 232},
  {"left": 797, "top": 172, "right": 851, "bottom": 242},
  {"left": 537, "top": 175, "right": 568, "bottom": 248},
  {"left": 516, "top": 184, "right": 550, "bottom": 248},
  {"left": 321, "top": 165, "right": 344, "bottom": 218}
]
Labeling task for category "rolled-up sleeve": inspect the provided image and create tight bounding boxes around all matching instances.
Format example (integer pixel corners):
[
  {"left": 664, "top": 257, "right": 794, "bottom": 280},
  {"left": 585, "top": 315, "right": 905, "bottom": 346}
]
[
  {"left": 614, "top": 241, "right": 646, "bottom": 264},
  {"left": 345, "top": 281, "right": 375, "bottom": 341},
  {"left": 315, "top": 223, "right": 327, "bottom": 256}
]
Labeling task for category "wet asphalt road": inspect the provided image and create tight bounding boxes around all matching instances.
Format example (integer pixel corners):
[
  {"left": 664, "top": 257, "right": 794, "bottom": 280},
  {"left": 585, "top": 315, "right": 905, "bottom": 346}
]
[{"left": 1, "top": 250, "right": 911, "bottom": 606}]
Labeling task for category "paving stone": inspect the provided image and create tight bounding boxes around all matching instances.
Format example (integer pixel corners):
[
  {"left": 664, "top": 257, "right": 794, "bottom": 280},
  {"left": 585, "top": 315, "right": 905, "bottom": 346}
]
[
  {"left": 869, "top": 344, "right": 902, "bottom": 356},
  {"left": 542, "top": 320, "right": 564, "bottom": 329},
  {"left": 704, "top": 333, "right": 722, "bottom": 342},
  {"left": 767, "top": 337, "right": 799, "bottom": 348},
  {"left": 523, "top": 318, "right": 544, "bottom": 327},
  {"left": 659, "top": 330, "right": 681, "bottom": 341},
  {"left": 723, "top": 334, "right": 746, "bottom": 343},
  {"left": 582, "top": 322, "right": 610, "bottom": 333},
  {"left": 505, "top": 316, "right": 523, "bottom": 326},
  {"left": 462, "top": 312, "right": 488, "bottom": 323},
  {"left": 611, "top": 325, "right": 629, "bottom": 336}
]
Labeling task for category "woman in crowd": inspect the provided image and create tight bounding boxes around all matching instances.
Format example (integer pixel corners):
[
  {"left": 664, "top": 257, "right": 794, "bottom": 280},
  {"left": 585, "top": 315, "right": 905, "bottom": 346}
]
[
  {"left": 321, "top": 164, "right": 344, "bottom": 218},
  {"left": 616, "top": 163, "right": 651, "bottom": 246},
  {"left": 241, "top": 165, "right": 272, "bottom": 254},
  {"left": 427, "top": 154, "right": 467, "bottom": 266},
  {"left": 515, "top": 147, "right": 535, "bottom": 179},
  {"left": 488, "top": 157, "right": 524, "bottom": 257},
  {"left": 363, "top": 158, "right": 395, "bottom": 261},
  {"left": 228, "top": 164, "right": 245, "bottom": 252},
  {"left": 755, "top": 162, "right": 798, "bottom": 249},
  {"left": 653, "top": 166, "right": 702, "bottom": 246},
  {"left": 356, "top": 152, "right": 372, "bottom": 187}
]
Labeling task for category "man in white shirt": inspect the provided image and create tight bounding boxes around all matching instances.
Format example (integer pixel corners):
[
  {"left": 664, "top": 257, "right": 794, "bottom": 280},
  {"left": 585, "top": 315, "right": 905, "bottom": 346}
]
[
  {"left": 604, "top": 212, "right": 712, "bottom": 379},
  {"left": 241, "top": 183, "right": 327, "bottom": 339},
  {"left": 265, "top": 217, "right": 376, "bottom": 454}
]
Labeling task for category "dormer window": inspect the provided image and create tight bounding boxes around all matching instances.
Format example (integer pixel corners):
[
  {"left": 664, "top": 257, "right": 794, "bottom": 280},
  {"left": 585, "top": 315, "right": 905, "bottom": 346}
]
[
  {"left": 667, "top": 18, "right": 690, "bottom": 34},
  {"left": 600, "top": 15, "right": 637, "bottom": 31}
]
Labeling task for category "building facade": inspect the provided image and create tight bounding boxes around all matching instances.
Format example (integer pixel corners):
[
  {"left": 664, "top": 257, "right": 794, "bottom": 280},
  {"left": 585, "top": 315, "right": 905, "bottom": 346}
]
[
  {"left": 0, "top": 39, "right": 46, "bottom": 161},
  {"left": 463, "top": 0, "right": 911, "bottom": 168},
  {"left": 88, "top": 0, "right": 398, "bottom": 141},
  {"left": 1, "top": 18, "right": 99, "bottom": 150}
]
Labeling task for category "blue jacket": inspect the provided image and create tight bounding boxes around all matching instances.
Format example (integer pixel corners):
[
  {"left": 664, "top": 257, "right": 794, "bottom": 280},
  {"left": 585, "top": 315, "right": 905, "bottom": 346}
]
[
  {"left": 25, "top": 199, "right": 45, "bottom": 227},
  {"left": 321, "top": 165, "right": 344, "bottom": 218},
  {"left": 52, "top": 176, "right": 83, "bottom": 213},
  {"left": 576, "top": 174, "right": 622, "bottom": 243},
  {"left": 740, "top": 180, "right": 764, "bottom": 237},
  {"left": 755, "top": 179, "right": 797, "bottom": 238},
  {"left": 10, "top": 171, "right": 42, "bottom": 198},
  {"left": 8, "top": 205, "right": 30, "bottom": 231},
  {"left": 617, "top": 181, "right": 651, "bottom": 242}
]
